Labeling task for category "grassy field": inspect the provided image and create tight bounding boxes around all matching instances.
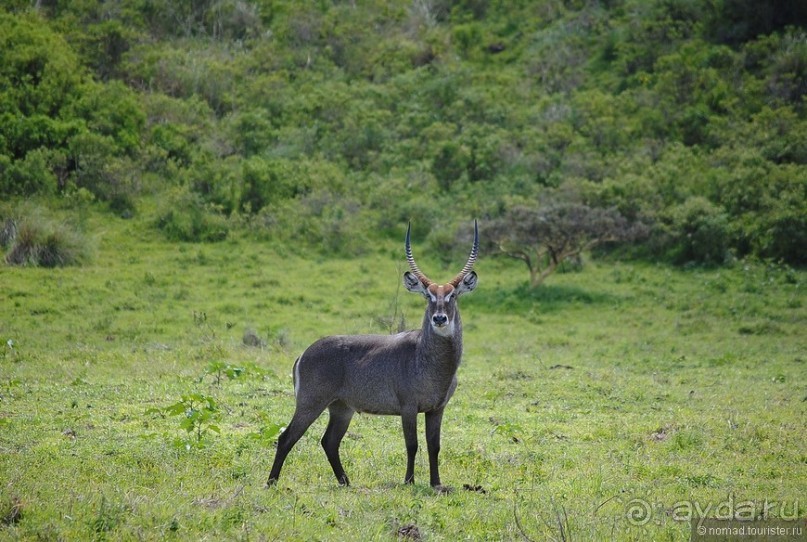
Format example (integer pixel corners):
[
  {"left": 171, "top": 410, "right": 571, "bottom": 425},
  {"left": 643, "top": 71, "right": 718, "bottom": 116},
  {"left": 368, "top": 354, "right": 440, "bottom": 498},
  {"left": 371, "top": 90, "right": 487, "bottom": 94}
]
[{"left": 1, "top": 209, "right": 805, "bottom": 541}]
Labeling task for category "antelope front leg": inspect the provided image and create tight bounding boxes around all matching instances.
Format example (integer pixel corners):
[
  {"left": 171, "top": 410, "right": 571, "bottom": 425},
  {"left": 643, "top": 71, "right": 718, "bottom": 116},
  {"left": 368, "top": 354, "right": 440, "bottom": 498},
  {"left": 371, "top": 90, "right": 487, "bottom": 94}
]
[
  {"left": 401, "top": 410, "right": 418, "bottom": 484},
  {"left": 425, "top": 408, "right": 451, "bottom": 492}
]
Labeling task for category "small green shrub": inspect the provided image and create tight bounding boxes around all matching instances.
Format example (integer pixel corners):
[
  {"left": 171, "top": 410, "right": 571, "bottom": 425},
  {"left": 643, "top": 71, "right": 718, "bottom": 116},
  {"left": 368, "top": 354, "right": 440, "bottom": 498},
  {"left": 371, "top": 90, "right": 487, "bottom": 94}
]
[
  {"left": 202, "top": 361, "right": 245, "bottom": 386},
  {"left": 155, "top": 188, "right": 229, "bottom": 242},
  {"left": 147, "top": 393, "right": 221, "bottom": 451}
]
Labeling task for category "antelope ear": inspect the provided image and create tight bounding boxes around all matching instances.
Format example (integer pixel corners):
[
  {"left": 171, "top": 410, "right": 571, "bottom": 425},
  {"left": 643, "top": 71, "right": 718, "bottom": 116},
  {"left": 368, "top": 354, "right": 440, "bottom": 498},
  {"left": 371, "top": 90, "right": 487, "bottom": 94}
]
[
  {"left": 455, "top": 271, "right": 478, "bottom": 296},
  {"left": 403, "top": 271, "right": 428, "bottom": 296}
]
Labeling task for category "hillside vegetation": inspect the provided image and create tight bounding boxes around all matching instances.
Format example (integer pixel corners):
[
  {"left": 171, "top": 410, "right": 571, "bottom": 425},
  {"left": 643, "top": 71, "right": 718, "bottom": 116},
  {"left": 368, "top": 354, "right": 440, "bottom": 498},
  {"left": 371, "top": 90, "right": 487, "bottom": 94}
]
[
  {"left": 1, "top": 0, "right": 806, "bottom": 265},
  {"left": 1, "top": 3, "right": 806, "bottom": 539}
]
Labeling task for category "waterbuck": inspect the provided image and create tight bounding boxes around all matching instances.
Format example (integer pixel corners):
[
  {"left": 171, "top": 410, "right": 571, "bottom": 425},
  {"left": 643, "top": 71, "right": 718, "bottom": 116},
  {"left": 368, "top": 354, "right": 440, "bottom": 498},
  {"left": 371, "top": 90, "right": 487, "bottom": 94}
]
[{"left": 266, "top": 221, "right": 479, "bottom": 490}]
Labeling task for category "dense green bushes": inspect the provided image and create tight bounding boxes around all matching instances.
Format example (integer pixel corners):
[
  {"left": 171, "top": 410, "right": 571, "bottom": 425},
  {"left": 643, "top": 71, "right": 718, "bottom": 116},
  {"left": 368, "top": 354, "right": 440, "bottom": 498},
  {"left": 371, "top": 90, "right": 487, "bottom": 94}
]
[
  {"left": 0, "top": 12, "right": 145, "bottom": 207},
  {"left": 0, "top": 1, "right": 805, "bottom": 265},
  {"left": 155, "top": 189, "right": 229, "bottom": 243}
]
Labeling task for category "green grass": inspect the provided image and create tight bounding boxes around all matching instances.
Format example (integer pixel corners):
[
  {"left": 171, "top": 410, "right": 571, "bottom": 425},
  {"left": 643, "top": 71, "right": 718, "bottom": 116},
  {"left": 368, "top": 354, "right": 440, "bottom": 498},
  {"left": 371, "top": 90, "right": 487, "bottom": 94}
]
[{"left": 1, "top": 209, "right": 805, "bottom": 540}]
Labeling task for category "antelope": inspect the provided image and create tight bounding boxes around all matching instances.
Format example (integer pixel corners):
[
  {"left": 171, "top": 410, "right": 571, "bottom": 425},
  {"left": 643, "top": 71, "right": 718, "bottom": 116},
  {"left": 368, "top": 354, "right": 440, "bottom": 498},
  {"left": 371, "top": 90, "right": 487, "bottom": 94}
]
[{"left": 266, "top": 221, "right": 479, "bottom": 491}]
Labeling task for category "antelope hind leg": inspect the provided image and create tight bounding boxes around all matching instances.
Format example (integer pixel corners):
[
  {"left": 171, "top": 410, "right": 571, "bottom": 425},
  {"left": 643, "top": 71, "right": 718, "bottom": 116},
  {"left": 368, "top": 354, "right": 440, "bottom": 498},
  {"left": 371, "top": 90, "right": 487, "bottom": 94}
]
[{"left": 321, "top": 402, "right": 355, "bottom": 486}]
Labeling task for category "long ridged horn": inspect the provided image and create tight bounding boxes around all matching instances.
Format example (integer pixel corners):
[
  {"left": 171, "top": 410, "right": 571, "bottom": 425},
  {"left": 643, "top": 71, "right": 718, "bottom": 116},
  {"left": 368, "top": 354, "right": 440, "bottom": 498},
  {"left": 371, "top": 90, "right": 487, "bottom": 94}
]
[
  {"left": 449, "top": 219, "right": 479, "bottom": 287},
  {"left": 405, "top": 222, "right": 434, "bottom": 287}
]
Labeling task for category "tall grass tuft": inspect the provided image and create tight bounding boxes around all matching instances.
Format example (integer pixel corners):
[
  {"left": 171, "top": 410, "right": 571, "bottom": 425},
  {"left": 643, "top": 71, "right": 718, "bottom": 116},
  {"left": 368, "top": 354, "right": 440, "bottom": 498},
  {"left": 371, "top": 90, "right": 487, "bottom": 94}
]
[{"left": 2, "top": 207, "right": 92, "bottom": 267}]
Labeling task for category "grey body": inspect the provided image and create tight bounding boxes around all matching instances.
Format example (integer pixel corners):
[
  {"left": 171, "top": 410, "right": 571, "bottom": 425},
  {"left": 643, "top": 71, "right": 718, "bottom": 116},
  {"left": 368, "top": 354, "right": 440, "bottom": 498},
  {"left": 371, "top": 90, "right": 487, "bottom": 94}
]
[
  {"left": 298, "top": 325, "right": 461, "bottom": 414},
  {"left": 266, "top": 221, "right": 478, "bottom": 489}
]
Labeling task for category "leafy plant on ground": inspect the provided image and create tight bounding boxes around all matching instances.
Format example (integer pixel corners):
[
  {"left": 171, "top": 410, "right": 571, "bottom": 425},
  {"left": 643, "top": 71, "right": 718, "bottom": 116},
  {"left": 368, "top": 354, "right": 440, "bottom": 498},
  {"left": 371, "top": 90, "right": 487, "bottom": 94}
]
[
  {"left": 202, "top": 361, "right": 245, "bottom": 386},
  {"left": 491, "top": 422, "right": 524, "bottom": 444},
  {"left": 249, "top": 422, "right": 284, "bottom": 445},
  {"left": 88, "top": 495, "right": 126, "bottom": 536},
  {"left": 148, "top": 393, "right": 221, "bottom": 451}
]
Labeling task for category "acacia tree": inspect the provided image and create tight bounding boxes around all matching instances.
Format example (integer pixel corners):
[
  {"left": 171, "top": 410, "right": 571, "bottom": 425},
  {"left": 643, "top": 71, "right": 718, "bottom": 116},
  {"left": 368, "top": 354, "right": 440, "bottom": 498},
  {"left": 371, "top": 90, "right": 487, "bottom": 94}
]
[{"left": 486, "top": 203, "right": 646, "bottom": 288}]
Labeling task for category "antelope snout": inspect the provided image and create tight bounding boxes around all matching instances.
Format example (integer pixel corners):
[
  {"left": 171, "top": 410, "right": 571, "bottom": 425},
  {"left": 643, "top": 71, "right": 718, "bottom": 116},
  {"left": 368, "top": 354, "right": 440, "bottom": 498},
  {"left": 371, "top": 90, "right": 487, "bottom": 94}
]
[{"left": 432, "top": 314, "right": 448, "bottom": 327}]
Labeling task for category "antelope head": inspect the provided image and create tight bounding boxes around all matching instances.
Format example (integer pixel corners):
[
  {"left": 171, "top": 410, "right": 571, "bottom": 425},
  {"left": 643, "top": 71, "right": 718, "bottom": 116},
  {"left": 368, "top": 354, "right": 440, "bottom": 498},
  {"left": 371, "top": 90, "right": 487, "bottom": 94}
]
[{"left": 403, "top": 220, "right": 479, "bottom": 337}]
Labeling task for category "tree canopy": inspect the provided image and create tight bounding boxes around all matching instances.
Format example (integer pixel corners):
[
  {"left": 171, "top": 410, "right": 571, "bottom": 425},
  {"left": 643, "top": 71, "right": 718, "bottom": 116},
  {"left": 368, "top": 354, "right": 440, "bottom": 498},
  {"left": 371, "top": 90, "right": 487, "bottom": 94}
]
[{"left": 486, "top": 202, "right": 648, "bottom": 287}]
